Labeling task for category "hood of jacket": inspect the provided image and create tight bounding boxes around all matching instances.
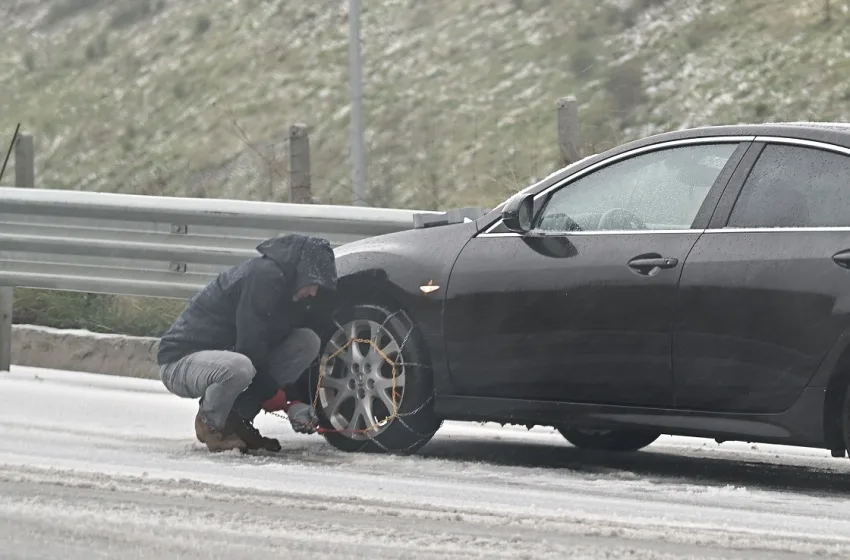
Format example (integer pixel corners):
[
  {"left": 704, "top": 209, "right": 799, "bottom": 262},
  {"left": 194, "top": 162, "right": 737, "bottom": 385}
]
[{"left": 256, "top": 234, "right": 337, "bottom": 293}]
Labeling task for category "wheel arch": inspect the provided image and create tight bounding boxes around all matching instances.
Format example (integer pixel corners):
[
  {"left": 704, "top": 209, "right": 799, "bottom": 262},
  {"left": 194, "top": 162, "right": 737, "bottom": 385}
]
[
  {"left": 812, "top": 331, "right": 850, "bottom": 454},
  {"left": 328, "top": 223, "right": 478, "bottom": 398},
  {"left": 823, "top": 351, "right": 850, "bottom": 454},
  {"left": 330, "top": 265, "right": 454, "bottom": 397},
  {"left": 333, "top": 265, "right": 440, "bottom": 336},
  {"left": 336, "top": 268, "right": 407, "bottom": 310},
  {"left": 334, "top": 270, "right": 422, "bottom": 357}
]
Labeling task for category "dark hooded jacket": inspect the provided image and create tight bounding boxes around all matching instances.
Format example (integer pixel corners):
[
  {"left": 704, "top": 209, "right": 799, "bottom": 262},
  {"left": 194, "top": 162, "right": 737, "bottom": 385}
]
[{"left": 156, "top": 234, "right": 337, "bottom": 375}]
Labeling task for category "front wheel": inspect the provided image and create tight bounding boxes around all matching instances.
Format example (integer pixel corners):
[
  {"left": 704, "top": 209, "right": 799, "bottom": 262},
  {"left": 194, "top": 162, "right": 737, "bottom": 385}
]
[
  {"left": 309, "top": 302, "right": 441, "bottom": 454},
  {"left": 557, "top": 427, "right": 660, "bottom": 452}
]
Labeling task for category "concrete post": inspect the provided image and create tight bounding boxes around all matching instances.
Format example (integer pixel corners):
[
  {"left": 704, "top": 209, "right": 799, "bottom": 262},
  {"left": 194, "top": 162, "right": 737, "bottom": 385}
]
[
  {"left": 557, "top": 97, "right": 580, "bottom": 167},
  {"left": 15, "top": 133, "right": 34, "bottom": 189},
  {"left": 1, "top": 133, "right": 34, "bottom": 371},
  {"left": 0, "top": 289, "right": 11, "bottom": 372},
  {"left": 289, "top": 124, "right": 312, "bottom": 204}
]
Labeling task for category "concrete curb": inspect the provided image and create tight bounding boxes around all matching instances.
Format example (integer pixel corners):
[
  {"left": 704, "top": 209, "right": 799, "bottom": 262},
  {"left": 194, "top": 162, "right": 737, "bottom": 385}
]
[{"left": 10, "top": 325, "right": 160, "bottom": 380}]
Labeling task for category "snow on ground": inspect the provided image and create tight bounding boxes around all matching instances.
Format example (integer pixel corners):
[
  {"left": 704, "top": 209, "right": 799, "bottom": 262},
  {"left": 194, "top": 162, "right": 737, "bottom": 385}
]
[{"left": 3, "top": 366, "right": 850, "bottom": 559}]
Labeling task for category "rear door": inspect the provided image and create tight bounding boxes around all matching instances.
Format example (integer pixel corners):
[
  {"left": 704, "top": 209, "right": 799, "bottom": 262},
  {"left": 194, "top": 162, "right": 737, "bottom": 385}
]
[
  {"left": 673, "top": 139, "right": 850, "bottom": 413},
  {"left": 443, "top": 139, "right": 749, "bottom": 407}
]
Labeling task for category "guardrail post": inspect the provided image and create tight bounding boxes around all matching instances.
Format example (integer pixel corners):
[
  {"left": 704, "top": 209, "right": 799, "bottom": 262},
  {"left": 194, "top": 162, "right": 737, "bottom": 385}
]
[
  {"left": 15, "top": 133, "right": 34, "bottom": 189},
  {"left": 0, "top": 288, "right": 11, "bottom": 372},
  {"left": 2, "top": 133, "right": 34, "bottom": 371},
  {"left": 289, "top": 124, "right": 312, "bottom": 204},
  {"left": 557, "top": 96, "right": 580, "bottom": 167}
]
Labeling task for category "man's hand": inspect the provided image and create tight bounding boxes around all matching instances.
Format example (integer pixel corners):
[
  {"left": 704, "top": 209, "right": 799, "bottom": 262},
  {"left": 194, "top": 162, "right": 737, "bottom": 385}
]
[
  {"left": 262, "top": 390, "right": 320, "bottom": 434},
  {"left": 286, "top": 401, "right": 319, "bottom": 434}
]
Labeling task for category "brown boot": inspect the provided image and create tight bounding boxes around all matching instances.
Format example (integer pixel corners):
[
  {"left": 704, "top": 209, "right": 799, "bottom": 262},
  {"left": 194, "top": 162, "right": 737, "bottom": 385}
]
[
  {"left": 194, "top": 412, "right": 206, "bottom": 444},
  {"left": 226, "top": 412, "right": 282, "bottom": 452},
  {"left": 194, "top": 410, "right": 248, "bottom": 452}
]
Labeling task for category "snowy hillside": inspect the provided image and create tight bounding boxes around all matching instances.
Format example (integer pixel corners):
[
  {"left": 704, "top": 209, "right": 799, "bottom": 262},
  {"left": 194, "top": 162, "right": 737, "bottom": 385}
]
[{"left": 2, "top": 0, "right": 848, "bottom": 210}]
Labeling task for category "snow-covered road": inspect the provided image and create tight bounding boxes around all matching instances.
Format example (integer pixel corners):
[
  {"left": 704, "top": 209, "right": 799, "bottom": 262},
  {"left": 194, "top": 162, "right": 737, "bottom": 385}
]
[{"left": 3, "top": 367, "right": 850, "bottom": 559}]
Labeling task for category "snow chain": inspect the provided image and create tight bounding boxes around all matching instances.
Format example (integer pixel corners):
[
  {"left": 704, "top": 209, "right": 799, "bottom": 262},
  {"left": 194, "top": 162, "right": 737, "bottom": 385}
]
[{"left": 268, "top": 337, "right": 404, "bottom": 436}]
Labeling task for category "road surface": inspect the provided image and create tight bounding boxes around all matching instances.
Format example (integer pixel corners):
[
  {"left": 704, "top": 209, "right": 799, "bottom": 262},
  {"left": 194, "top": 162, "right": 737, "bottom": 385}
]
[{"left": 2, "top": 366, "right": 850, "bottom": 559}]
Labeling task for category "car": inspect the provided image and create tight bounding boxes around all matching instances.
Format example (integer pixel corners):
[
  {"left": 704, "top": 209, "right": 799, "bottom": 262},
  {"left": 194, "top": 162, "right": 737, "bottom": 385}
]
[{"left": 302, "top": 122, "right": 850, "bottom": 458}]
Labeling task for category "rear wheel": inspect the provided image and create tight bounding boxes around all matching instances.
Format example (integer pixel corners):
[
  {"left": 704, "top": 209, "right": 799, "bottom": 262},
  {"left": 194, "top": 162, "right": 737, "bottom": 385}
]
[
  {"left": 309, "top": 301, "right": 441, "bottom": 454},
  {"left": 557, "top": 427, "right": 660, "bottom": 452},
  {"left": 840, "top": 383, "right": 850, "bottom": 455}
]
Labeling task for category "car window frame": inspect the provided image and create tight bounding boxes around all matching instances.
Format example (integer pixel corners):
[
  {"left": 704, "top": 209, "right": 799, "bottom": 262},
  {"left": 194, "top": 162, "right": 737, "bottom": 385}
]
[
  {"left": 532, "top": 143, "right": 745, "bottom": 234},
  {"left": 477, "top": 136, "right": 753, "bottom": 238},
  {"left": 709, "top": 137, "right": 850, "bottom": 231}
]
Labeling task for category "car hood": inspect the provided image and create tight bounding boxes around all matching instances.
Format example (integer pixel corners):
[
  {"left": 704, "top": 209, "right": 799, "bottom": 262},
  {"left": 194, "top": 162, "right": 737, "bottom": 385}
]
[{"left": 334, "top": 220, "right": 475, "bottom": 260}]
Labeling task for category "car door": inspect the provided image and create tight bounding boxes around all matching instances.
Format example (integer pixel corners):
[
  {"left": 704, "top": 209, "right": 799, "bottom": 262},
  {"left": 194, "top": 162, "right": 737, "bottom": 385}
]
[
  {"left": 443, "top": 139, "right": 748, "bottom": 407},
  {"left": 674, "top": 139, "right": 850, "bottom": 413}
]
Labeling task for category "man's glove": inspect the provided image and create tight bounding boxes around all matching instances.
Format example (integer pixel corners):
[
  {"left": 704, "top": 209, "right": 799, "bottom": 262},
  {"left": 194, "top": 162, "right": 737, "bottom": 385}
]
[
  {"left": 285, "top": 401, "right": 319, "bottom": 434},
  {"left": 261, "top": 389, "right": 288, "bottom": 413}
]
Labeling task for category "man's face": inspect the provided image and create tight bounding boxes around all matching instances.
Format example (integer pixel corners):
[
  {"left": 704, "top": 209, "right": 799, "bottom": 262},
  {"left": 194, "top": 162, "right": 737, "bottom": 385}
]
[{"left": 293, "top": 284, "right": 319, "bottom": 301}]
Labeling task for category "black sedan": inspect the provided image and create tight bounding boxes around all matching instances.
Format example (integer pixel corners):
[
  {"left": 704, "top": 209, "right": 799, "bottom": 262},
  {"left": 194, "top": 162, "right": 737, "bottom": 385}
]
[{"left": 304, "top": 122, "right": 850, "bottom": 459}]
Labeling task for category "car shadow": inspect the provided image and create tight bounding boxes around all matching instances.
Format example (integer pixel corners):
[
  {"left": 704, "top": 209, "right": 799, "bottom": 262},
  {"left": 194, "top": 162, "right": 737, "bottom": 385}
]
[{"left": 417, "top": 435, "right": 850, "bottom": 497}]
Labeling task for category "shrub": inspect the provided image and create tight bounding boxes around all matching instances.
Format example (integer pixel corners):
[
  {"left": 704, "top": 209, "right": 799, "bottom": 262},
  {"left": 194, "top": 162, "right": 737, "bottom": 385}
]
[
  {"left": 84, "top": 34, "right": 109, "bottom": 61},
  {"left": 23, "top": 51, "right": 36, "bottom": 72},
  {"left": 570, "top": 45, "right": 596, "bottom": 76},
  {"left": 194, "top": 14, "right": 212, "bottom": 36},
  {"left": 109, "top": 0, "right": 156, "bottom": 30},
  {"left": 44, "top": 0, "right": 101, "bottom": 26},
  {"left": 13, "top": 289, "right": 183, "bottom": 338},
  {"left": 604, "top": 59, "right": 646, "bottom": 114}
]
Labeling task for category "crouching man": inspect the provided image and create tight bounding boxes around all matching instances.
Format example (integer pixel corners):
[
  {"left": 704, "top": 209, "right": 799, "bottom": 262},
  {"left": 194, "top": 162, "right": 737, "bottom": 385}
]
[{"left": 156, "top": 234, "right": 338, "bottom": 453}]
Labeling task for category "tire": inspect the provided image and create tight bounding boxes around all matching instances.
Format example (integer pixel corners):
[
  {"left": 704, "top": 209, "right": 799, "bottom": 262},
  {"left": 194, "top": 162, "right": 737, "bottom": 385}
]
[
  {"left": 841, "top": 383, "right": 850, "bottom": 455},
  {"left": 307, "top": 301, "right": 441, "bottom": 454},
  {"left": 557, "top": 427, "right": 660, "bottom": 452}
]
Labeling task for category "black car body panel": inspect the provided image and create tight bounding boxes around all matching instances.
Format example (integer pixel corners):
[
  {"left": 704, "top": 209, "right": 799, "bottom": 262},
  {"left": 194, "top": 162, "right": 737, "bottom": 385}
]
[
  {"left": 332, "top": 123, "right": 850, "bottom": 453},
  {"left": 443, "top": 231, "right": 701, "bottom": 407},
  {"left": 333, "top": 221, "right": 476, "bottom": 394},
  {"left": 433, "top": 387, "right": 827, "bottom": 448},
  {"left": 672, "top": 228, "right": 850, "bottom": 414}
]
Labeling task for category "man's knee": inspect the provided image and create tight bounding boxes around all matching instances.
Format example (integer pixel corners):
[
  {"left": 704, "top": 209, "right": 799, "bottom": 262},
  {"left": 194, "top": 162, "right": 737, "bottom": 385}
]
[
  {"left": 220, "top": 352, "right": 257, "bottom": 387},
  {"left": 290, "top": 328, "right": 322, "bottom": 361},
  {"left": 265, "top": 329, "right": 322, "bottom": 388}
]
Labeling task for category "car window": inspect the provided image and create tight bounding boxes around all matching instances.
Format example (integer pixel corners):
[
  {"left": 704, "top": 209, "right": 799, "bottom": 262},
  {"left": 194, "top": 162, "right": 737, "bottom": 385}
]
[
  {"left": 533, "top": 143, "right": 739, "bottom": 233},
  {"left": 726, "top": 144, "right": 850, "bottom": 229}
]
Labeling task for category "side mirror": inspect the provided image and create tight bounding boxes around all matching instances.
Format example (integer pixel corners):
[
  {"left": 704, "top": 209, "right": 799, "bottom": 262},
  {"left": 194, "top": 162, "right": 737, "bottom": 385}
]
[{"left": 501, "top": 192, "right": 535, "bottom": 233}]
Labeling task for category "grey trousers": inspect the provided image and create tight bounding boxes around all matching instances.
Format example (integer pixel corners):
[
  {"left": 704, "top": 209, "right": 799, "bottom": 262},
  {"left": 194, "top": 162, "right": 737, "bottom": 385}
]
[{"left": 159, "top": 328, "right": 321, "bottom": 429}]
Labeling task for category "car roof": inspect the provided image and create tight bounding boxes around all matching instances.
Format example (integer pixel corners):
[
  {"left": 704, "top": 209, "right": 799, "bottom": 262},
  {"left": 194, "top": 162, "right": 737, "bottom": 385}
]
[
  {"left": 537, "top": 121, "right": 850, "bottom": 192},
  {"left": 645, "top": 122, "right": 850, "bottom": 144}
]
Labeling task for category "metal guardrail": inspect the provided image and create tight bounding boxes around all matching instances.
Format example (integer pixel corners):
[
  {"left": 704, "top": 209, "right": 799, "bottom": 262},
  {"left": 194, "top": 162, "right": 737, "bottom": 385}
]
[
  {"left": 0, "top": 187, "right": 437, "bottom": 298},
  {"left": 0, "top": 187, "right": 443, "bottom": 370}
]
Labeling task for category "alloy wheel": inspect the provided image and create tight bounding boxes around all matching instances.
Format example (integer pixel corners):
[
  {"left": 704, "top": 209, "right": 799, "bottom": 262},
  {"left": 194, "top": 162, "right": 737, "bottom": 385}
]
[{"left": 317, "top": 318, "right": 406, "bottom": 440}]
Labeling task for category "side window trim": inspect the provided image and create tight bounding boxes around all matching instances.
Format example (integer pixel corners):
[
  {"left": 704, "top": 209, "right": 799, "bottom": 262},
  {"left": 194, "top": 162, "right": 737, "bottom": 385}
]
[
  {"left": 478, "top": 136, "right": 754, "bottom": 237},
  {"left": 704, "top": 141, "right": 766, "bottom": 230},
  {"left": 687, "top": 141, "right": 754, "bottom": 230},
  {"left": 707, "top": 137, "right": 850, "bottom": 232}
]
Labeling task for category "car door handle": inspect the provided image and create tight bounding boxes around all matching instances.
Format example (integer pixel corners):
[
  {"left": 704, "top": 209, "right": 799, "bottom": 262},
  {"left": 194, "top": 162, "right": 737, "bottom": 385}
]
[
  {"left": 628, "top": 256, "right": 679, "bottom": 270},
  {"left": 833, "top": 250, "right": 850, "bottom": 269}
]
